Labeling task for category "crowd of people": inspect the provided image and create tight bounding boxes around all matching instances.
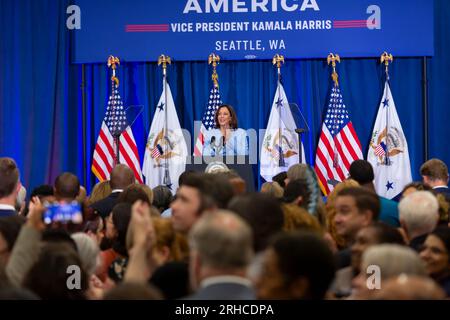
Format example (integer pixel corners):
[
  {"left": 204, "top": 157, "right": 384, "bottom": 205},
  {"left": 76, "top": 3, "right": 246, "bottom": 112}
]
[{"left": 0, "top": 156, "right": 449, "bottom": 300}]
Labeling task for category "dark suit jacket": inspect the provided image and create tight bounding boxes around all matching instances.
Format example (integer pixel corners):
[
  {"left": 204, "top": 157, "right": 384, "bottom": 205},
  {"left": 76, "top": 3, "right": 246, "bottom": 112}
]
[
  {"left": 185, "top": 282, "right": 256, "bottom": 300},
  {"left": 90, "top": 192, "right": 121, "bottom": 218},
  {"left": 434, "top": 187, "right": 450, "bottom": 202},
  {"left": 410, "top": 234, "right": 428, "bottom": 252},
  {"left": 0, "top": 209, "right": 17, "bottom": 217}
]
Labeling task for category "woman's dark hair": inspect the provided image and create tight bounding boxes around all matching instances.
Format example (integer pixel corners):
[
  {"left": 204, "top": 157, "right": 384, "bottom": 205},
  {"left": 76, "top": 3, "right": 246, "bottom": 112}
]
[
  {"left": 401, "top": 181, "right": 432, "bottom": 194},
  {"left": 368, "top": 222, "right": 406, "bottom": 245},
  {"left": 82, "top": 214, "right": 103, "bottom": 235},
  {"left": 118, "top": 184, "right": 152, "bottom": 206},
  {"left": 430, "top": 226, "right": 450, "bottom": 259},
  {"left": 283, "top": 179, "right": 310, "bottom": 205},
  {"left": 272, "top": 171, "right": 287, "bottom": 188},
  {"left": 228, "top": 193, "right": 284, "bottom": 252},
  {"left": 23, "top": 243, "right": 88, "bottom": 300},
  {"left": 214, "top": 104, "right": 238, "bottom": 129},
  {"left": 111, "top": 203, "right": 132, "bottom": 257},
  {"left": 152, "top": 185, "right": 173, "bottom": 213},
  {"left": 271, "top": 231, "right": 335, "bottom": 300}
]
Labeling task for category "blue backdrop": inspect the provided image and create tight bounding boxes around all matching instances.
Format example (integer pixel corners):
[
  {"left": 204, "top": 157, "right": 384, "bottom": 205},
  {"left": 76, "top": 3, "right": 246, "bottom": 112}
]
[{"left": 1, "top": 0, "right": 449, "bottom": 194}]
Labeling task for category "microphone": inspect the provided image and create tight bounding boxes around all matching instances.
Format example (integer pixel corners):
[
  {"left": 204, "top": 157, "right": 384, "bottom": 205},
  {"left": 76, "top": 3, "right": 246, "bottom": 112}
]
[{"left": 210, "top": 136, "right": 217, "bottom": 156}]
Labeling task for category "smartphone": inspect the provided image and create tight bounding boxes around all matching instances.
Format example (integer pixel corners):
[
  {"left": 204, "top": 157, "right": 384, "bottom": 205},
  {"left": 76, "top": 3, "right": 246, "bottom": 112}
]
[{"left": 43, "top": 201, "right": 83, "bottom": 224}]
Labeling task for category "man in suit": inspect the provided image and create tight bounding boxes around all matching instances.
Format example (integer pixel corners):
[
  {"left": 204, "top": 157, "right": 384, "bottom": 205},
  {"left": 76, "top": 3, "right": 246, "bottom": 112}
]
[
  {"left": 90, "top": 164, "right": 135, "bottom": 218},
  {"left": 186, "top": 210, "right": 255, "bottom": 300},
  {"left": 0, "top": 157, "right": 21, "bottom": 217},
  {"left": 421, "top": 158, "right": 450, "bottom": 201}
]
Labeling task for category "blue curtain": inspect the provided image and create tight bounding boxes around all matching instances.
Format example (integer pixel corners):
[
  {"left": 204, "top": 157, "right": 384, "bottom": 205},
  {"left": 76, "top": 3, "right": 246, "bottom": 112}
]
[{"left": 1, "top": 0, "right": 449, "bottom": 193}]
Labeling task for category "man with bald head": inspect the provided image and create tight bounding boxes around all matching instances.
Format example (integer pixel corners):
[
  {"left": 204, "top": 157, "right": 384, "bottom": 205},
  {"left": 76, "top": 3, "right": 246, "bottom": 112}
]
[
  {"left": 373, "top": 275, "right": 445, "bottom": 300},
  {"left": 54, "top": 172, "right": 80, "bottom": 202},
  {"left": 185, "top": 210, "right": 255, "bottom": 300},
  {"left": 90, "top": 164, "right": 135, "bottom": 218}
]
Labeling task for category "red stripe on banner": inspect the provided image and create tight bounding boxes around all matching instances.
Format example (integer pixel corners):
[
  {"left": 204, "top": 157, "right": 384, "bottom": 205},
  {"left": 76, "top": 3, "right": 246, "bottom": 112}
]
[
  {"left": 125, "top": 29, "right": 169, "bottom": 32},
  {"left": 334, "top": 20, "right": 367, "bottom": 24},
  {"left": 128, "top": 24, "right": 169, "bottom": 27},
  {"left": 122, "top": 130, "right": 140, "bottom": 163},
  {"left": 94, "top": 144, "right": 112, "bottom": 173},
  {"left": 126, "top": 25, "right": 169, "bottom": 29},
  {"left": 347, "top": 122, "right": 362, "bottom": 151},
  {"left": 92, "top": 161, "right": 107, "bottom": 181},
  {"left": 126, "top": 29, "right": 169, "bottom": 33},
  {"left": 99, "top": 130, "right": 115, "bottom": 157},
  {"left": 333, "top": 25, "right": 366, "bottom": 29},
  {"left": 125, "top": 24, "right": 170, "bottom": 32}
]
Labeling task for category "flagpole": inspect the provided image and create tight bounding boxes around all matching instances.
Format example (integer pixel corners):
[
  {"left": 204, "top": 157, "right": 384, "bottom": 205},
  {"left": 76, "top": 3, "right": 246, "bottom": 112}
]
[
  {"left": 81, "top": 63, "right": 88, "bottom": 187},
  {"left": 327, "top": 53, "right": 341, "bottom": 168},
  {"left": 422, "top": 56, "right": 429, "bottom": 161},
  {"left": 158, "top": 54, "right": 172, "bottom": 186},
  {"left": 108, "top": 56, "right": 121, "bottom": 166},
  {"left": 272, "top": 54, "right": 285, "bottom": 167},
  {"left": 381, "top": 52, "right": 393, "bottom": 166}
]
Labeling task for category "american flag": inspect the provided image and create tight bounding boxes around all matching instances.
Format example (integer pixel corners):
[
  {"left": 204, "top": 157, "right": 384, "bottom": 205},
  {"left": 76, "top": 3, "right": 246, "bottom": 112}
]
[
  {"left": 92, "top": 82, "right": 143, "bottom": 183},
  {"left": 375, "top": 141, "right": 386, "bottom": 157},
  {"left": 193, "top": 85, "right": 222, "bottom": 156},
  {"left": 151, "top": 144, "right": 163, "bottom": 159},
  {"left": 314, "top": 83, "right": 363, "bottom": 195}
]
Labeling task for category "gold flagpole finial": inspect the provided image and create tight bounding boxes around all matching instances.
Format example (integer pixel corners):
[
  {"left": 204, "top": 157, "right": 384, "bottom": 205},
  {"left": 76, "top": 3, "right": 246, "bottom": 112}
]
[
  {"left": 272, "top": 54, "right": 285, "bottom": 70},
  {"left": 107, "top": 55, "right": 120, "bottom": 87},
  {"left": 380, "top": 52, "right": 394, "bottom": 75},
  {"left": 327, "top": 53, "right": 341, "bottom": 86},
  {"left": 158, "top": 54, "right": 172, "bottom": 75},
  {"left": 208, "top": 53, "right": 220, "bottom": 88}
]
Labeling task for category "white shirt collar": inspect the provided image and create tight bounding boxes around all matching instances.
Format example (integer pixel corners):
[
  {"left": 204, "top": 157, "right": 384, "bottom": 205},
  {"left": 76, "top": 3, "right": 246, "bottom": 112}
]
[
  {"left": 0, "top": 204, "right": 15, "bottom": 211},
  {"left": 433, "top": 185, "right": 449, "bottom": 189},
  {"left": 111, "top": 189, "right": 123, "bottom": 193},
  {"left": 200, "top": 275, "right": 252, "bottom": 289}
]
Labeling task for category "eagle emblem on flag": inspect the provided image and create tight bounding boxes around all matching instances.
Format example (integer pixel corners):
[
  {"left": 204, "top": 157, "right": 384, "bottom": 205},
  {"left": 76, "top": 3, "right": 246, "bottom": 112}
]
[
  {"left": 263, "top": 130, "right": 298, "bottom": 164},
  {"left": 147, "top": 129, "right": 183, "bottom": 167},
  {"left": 370, "top": 127, "right": 405, "bottom": 165}
]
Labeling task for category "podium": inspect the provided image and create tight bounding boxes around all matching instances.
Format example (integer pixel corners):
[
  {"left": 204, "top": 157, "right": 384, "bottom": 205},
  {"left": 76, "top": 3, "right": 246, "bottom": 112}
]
[{"left": 185, "top": 156, "right": 256, "bottom": 192}]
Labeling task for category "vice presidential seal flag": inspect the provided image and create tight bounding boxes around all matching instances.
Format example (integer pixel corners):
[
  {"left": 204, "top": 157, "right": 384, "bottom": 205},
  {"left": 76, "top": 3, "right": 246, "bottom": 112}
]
[
  {"left": 143, "top": 81, "right": 187, "bottom": 192},
  {"left": 260, "top": 81, "right": 305, "bottom": 182},
  {"left": 367, "top": 81, "right": 412, "bottom": 199}
]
